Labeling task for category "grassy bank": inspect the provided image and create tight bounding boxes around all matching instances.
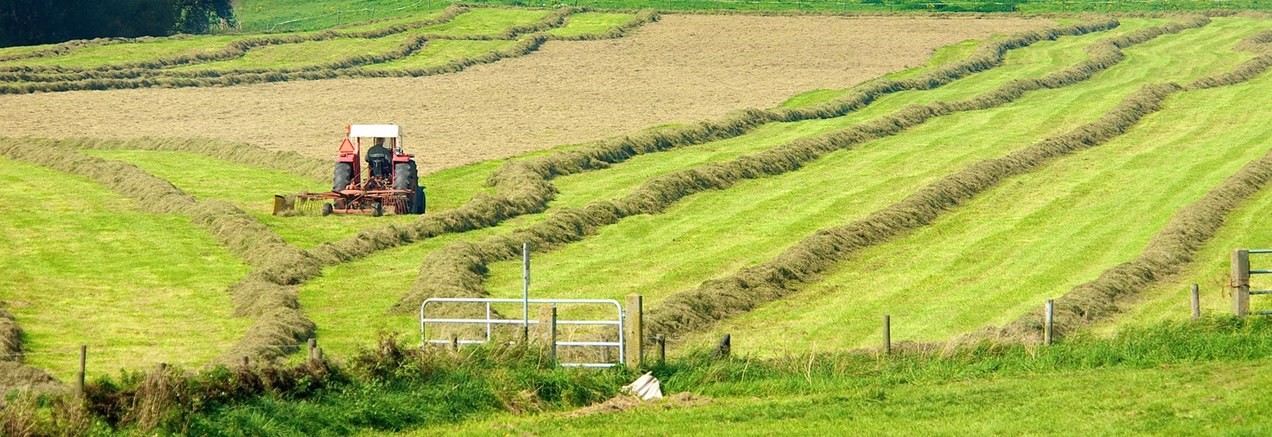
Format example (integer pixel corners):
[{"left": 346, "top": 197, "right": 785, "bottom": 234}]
[{"left": 429, "top": 317, "right": 1272, "bottom": 434}]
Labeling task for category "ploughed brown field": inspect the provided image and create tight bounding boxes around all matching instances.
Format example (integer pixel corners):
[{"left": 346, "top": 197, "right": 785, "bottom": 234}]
[{"left": 0, "top": 15, "right": 1048, "bottom": 171}]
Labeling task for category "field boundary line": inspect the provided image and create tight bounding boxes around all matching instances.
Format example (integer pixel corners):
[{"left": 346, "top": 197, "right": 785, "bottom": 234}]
[{"left": 389, "top": 17, "right": 1197, "bottom": 315}]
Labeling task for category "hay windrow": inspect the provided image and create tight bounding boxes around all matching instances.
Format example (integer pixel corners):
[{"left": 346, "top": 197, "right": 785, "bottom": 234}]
[
  {"left": 390, "top": 17, "right": 1193, "bottom": 315},
  {"left": 0, "top": 306, "right": 22, "bottom": 362},
  {"left": 304, "top": 17, "right": 1119, "bottom": 275},
  {"left": 987, "top": 29, "right": 1272, "bottom": 344},
  {"left": 0, "top": 7, "right": 625, "bottom": 93},
  {"left": 646, "top": 82, "right": 1185, "bottom": 336}
]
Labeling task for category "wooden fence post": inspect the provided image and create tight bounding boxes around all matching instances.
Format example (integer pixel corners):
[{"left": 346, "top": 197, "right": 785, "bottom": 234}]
[
  {"left": 882, "top": 315, "right": 891, "bottom": 355},
  {"left": 538, "top": 305, "right": 557, "bottom": 361},
  {"left": 241, "top": 356, "right": 249, "bottom": 368},
  {"left": 1044, "top": 300, "right": 1054, "bottom": 346},
  {"left": 307, "top": 338, "right": 317, "bottom": 361},
  {"left": 1191, "top": 284, "right": 1201, "bottom": 320},
  {"left": 76, "top": 345, "right": 86, "bottom": 397},
  {"left": 1233, "top": 248, "right": 1251, "bottom": 317},
  {"left": 657, "top": 334, "right": 666, "bottom": 364},
  {"left": 624, "top": 295, "right": 643, "bottom": 368},
  {"left": 715, "top": 334, "right": 731, "bottom": 359}
]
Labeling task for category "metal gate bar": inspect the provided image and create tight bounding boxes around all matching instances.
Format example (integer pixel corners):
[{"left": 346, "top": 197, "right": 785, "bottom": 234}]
[{"left": 419, "top": 297, "right": 625, "bottom": 367}]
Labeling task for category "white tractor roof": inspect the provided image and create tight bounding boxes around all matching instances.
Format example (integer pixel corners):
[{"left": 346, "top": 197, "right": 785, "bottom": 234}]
[{"left": 348, "top": 124, "right": 401, "bottom": 139}]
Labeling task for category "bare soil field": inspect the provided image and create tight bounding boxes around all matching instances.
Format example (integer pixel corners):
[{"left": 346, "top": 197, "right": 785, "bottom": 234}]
[{"left": 0, "top": 15, "right": 1048, "bottom": 171}]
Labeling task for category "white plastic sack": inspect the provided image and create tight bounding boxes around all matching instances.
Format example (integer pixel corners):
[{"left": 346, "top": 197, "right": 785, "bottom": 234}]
[{"left": 622, "top": 372, "right": 663, "bottom": 401}]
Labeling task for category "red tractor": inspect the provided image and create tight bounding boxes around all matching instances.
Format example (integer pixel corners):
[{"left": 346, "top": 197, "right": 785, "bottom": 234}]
[{"left": 273, "top": 124, "right": 425, "bottom": 216}]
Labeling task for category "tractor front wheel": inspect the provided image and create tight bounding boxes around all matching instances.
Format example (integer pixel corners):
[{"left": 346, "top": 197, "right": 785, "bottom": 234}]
[{"left": 333, "top": 162, "right": 353, "bottom": 191}]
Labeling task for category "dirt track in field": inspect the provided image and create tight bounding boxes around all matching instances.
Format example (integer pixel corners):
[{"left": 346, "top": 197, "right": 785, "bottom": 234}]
[{"left": 0, "top": 15, "right": 1048, "bottom": 171}]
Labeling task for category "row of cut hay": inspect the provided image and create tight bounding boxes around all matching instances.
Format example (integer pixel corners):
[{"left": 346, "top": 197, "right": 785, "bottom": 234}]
[
  {"left": 0, "top": 5, "right": 471, "bottom": 76},
  {"left": 0, "top": 6, "right": 571, "bottom": 86},
  {"left": 643, "top": 18, "right": 1210, "bottom": 337},
  {"left": 389, "top": 17, "right": 1190, "bottom": 316},
  {"left": 545, "top": 9, "right": 662, "bottom": 41},
  {"left": 0, "top": 5, "right": 470, "bottom": 83},
  {"left": 0, "top": 307, "right": 21, "bottom": 362},
  {"left": 649, "top": 82, "right": 1184, "bottom": 337},
  {"left": 989, "top": 31, "right": 1272, "bottom": 343},
  {"left": 286, "top": 16, "right": 1118, "bottom": 286},
  {"left": 0, "top": 138, "right": 320, "bottom": 365},
  {"left": 0, "top": 7, "right": 592, "bottom": 93},
  {"left": 58, "top": 136, "right": 330, "bottom": 182}
]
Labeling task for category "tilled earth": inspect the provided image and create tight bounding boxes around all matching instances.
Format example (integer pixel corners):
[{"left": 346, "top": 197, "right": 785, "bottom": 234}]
[{"left": 0, "top": 14, "right": 1049, "bottom": 171}]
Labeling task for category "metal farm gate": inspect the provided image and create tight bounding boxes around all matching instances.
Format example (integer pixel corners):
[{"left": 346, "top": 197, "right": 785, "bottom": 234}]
[{"left": 419, "top": 297, "right": 626, "bottom": 368}]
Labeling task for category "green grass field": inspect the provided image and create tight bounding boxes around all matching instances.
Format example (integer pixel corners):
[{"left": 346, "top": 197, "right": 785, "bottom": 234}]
[
  {"left": 545, "top": 12, "right": 635, "bottom": 37},
  {"left": 0, "top": 157, "right": 250, "bottom": 380},
  {"left": 0, "top": 35, "right": 248, "bottom": 68},
  {"left": 478, "top": 18, "right": 1236, "bottom": 320},
  {"left": 436, "top": 358, "right": 1272, "bottom": 435},
  {"left": 5, "top": 7, "right": 1272, "bottom": 435},
  {"left": 235, "top": 0, "right": 452, "bottom": 32}
]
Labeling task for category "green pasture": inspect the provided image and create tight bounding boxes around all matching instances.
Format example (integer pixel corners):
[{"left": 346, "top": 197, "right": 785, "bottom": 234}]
[
  {"left": 426, "top": 318, "right": 1272, "bottom": 435},
  {"left": 406, "top": 8, "right": 552, "bottom": 37},
  {"left": 479, "top": 18, "right": 1238, "bottom": 321},
  {"left": 235, "top": 0, "right": 452, "bottom": 33},
  {"left": 332, "top": 8, "right": 450, "bottom": 33},
  {"left": 695, "top": 21, "right": 1272, "bottom": 355},
  {"left": 0, "top": 157, "right": 250, "bottom": 380},
  {"left": 0, "top": 35, "right": 247, "bottom": 68},
  {"left": 439, "top": 358, "right": 1272, "bottom": 435},
  {"left": 545, "top": 12, "right": 635, "bottom": 37}
]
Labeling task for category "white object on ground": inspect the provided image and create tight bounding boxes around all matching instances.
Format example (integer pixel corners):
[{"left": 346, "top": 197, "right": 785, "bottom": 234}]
[{"left": 622, "top": 372, "right": 663, "bottom": 401}]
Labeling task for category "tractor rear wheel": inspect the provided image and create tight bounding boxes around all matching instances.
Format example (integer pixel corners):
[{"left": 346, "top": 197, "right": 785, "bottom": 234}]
[
  {"left": 394, "top": 163, "right": 412, "bottom": 191},
  {"left": 333, "top": 162, "right": 353, "bottom": 191}
]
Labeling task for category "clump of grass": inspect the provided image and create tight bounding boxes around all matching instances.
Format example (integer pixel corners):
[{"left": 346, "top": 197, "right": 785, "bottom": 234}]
[{"left": 1, "top": 334, "right": 628, "bottom": 435}]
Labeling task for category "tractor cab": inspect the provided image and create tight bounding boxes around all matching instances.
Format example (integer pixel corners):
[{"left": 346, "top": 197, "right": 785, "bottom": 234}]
[{"left": 273, "top": 124, "right": 426, "bottom": 217}]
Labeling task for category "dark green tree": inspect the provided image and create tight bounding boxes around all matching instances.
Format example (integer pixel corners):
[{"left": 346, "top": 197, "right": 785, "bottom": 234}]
[{"left": 0, "top": 0, "right": 234, "bottom": 47}]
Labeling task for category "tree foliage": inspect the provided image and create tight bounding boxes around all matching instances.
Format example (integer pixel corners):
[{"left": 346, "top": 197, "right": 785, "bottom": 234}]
[{"left": 0, "top": 0, "right": 235, "bottom": 47}]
